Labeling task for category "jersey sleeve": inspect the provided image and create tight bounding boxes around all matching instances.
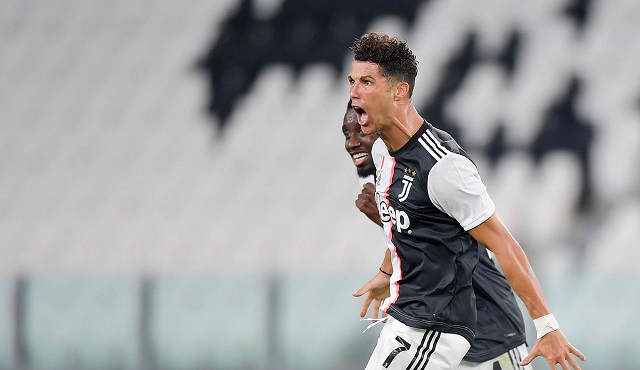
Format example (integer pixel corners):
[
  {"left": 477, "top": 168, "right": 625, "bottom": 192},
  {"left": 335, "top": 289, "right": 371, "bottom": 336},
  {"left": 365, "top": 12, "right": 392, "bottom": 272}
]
[{"left": 427, "top": 153, "right": 495, "bottom": 231}]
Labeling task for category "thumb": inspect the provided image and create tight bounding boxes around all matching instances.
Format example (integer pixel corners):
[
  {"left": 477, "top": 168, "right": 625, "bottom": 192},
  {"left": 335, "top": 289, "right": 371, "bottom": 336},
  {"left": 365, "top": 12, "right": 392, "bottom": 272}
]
[
  {"left": 519, "top": 351, "right": 536, "bottom": 366},
  {"left": 352, "top": 283, "right": 371, "bottom": 297}
]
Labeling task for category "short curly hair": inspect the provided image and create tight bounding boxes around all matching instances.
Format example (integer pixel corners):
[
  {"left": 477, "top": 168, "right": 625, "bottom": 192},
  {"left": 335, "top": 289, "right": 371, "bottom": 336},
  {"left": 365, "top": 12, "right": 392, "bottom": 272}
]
[{"left": 351, "top": 32, "right": 418, "bottom": 97}]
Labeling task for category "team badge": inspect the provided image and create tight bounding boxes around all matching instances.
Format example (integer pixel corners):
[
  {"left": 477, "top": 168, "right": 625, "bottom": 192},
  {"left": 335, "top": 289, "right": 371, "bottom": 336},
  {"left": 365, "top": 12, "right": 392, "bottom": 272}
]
[{"left": 398, "top": 167, "right": 415, "bottom": 202}]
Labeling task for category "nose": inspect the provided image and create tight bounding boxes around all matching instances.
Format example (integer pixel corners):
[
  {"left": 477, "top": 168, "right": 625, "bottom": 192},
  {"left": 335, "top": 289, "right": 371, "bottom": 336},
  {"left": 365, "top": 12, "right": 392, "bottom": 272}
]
[
  {"left": 349, "top": 81, "right": 359, "bottom": 100},
  {"left": 346, "top": 133, "right": 361, "bottom": 149}
]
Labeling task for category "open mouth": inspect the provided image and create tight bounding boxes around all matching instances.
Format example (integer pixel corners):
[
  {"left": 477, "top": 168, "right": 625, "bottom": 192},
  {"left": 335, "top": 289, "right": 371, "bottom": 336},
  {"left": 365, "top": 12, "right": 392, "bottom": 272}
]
[
  {"left": 351, "top": 152, "right": 370, "bottom": 166},
  {"left": 352, "top": 106, "right": 368, "bottom": 126}
]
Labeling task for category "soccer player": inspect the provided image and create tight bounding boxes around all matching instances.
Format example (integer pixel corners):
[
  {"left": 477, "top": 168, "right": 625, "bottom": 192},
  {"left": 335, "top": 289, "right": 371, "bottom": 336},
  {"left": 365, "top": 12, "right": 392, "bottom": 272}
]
[
  {"left": 344, "top": 103, "right": 378, "bottom": 185},
  {"left": 342, "top": 102, "right": 380, "bottom": 224},
  {"left": 343, "top": 101, "right": 532, "bottom": 369},
  {"left": 347, "top": 32, "right": 585, "bottom": 370}
]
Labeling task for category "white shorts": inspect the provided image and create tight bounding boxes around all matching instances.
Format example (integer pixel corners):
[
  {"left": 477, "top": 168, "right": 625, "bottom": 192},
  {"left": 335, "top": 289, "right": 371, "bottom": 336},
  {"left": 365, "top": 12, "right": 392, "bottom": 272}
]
[
  {"left": 457, "top": 344, "right": 532, "bottom": 370},
  {"left": 365, "top": 316, "right": 470, "bottom": 370}
]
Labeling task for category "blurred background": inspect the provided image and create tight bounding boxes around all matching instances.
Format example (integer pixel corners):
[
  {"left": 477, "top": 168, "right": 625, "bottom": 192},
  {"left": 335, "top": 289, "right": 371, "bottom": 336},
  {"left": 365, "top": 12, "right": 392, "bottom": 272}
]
[{"left": 1, "top": 0, "right": 639, "bottom": 369}]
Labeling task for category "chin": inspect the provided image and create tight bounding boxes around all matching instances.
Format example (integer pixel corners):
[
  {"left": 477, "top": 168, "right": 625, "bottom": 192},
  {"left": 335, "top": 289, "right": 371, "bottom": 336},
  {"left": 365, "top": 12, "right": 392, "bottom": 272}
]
[
  {"left": 357, "top": 166, "right": 376, "bottom": 178},
  {"left": 361, "top": 125, "right": 376, "bottom": 136}
]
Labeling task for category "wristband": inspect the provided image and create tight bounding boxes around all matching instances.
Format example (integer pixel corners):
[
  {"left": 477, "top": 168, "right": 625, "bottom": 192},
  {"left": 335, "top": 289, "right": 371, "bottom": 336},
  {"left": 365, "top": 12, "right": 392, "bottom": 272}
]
[
  {"left": 379, "top": 268, "right": 392, "bottom": 276},
  {"left": 533, "top": 313, "right": 560, "bottom": 339}
]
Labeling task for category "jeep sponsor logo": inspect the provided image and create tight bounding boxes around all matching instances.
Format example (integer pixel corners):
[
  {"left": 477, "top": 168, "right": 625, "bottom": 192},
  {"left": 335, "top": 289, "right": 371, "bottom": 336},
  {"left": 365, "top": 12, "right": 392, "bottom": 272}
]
[{"left": 376, "top": 193, "right": 411, "bottom": 233}]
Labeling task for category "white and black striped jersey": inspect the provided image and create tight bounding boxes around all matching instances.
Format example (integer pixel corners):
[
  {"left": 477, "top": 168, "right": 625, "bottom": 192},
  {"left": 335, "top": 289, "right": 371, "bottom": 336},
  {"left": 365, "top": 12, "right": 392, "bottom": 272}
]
[{"left": 372, "top": 121, "right": 526, "bottom": 359}]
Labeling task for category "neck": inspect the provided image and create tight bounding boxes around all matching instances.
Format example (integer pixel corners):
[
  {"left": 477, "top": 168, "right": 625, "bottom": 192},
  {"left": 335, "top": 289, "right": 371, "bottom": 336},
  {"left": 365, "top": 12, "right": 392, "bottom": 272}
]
[{"left": 380, "top": 104, "right": 423, "bottom": 152}]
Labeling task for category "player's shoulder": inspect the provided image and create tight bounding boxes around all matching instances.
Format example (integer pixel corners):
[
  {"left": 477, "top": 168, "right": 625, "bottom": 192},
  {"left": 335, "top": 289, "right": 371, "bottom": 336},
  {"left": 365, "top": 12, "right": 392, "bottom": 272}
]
[
  {"left": 429, "top": 152, "right": 478, "bottom": 181},
  {"left": 371, "top": 138, "right": 389, "bottom": 168},
  {"left": 371, "top": 137, "right": 388, "bottom": 156}
]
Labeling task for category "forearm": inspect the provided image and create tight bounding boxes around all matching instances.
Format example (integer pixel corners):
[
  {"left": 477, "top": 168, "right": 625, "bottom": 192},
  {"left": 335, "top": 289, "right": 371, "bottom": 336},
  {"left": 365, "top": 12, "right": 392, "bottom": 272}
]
[
  {"left": 380, "top": 249, "right": 392, "bottom": 275},
  {"left": 492, "top": 238, "right": 550, "bottom": 319},
  {"left": 469, "top": 214, "right": 550, "bottom": 319}
]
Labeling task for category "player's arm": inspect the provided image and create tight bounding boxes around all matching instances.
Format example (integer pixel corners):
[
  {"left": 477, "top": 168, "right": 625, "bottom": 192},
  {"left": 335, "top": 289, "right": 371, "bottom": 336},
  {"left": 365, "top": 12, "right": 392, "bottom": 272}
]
[
  {"left": 469, "top": 215, "right": 585, "bottom": 369},
  {"left": 468, "top": 215, "right": 548, "bottom": 318},
  {"left": 428, "top": 153, "right": 585, "bottom": 369},
  {"left": 356, "top": 182, "right": 382, "bottom": 227}
]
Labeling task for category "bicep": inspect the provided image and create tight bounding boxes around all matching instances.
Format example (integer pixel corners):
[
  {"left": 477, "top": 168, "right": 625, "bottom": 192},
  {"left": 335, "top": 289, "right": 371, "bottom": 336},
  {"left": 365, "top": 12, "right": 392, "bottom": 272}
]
[
  {"left": 469, "top": 214, "right": 526, "bottom": 287},
  {"left": 467, "top": 213, "right": 514, "bottom": 256}
]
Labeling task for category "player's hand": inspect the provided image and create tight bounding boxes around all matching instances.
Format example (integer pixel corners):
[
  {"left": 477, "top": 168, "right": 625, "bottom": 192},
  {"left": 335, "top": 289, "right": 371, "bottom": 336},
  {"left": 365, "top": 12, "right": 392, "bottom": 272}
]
[
  {"left": 352, "top": 270, "right": 391, "bottom": 319},
  {"left": 520, "top": 330, "right": 586, "bottom": 369},
  {"left": 356, "top": 183, "right": 382, "bottom": 227}
]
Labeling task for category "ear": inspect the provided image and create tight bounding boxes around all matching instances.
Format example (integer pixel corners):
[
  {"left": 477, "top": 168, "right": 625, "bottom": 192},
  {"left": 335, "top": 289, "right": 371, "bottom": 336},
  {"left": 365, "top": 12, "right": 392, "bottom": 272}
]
[{"left": 394, "top": 82, "right": 410, "bottom": 101}]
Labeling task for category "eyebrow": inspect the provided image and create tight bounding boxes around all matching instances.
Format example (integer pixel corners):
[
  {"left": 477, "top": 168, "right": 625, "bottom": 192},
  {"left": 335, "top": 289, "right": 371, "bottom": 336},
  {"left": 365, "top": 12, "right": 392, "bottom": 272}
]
[{"left": 348, "top": 74, "right": 375, "bottom": 81}]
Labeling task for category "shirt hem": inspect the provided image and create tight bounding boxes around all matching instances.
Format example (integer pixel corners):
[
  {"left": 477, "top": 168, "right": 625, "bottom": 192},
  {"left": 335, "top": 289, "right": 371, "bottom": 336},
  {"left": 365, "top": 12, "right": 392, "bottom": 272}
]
[
  {"left": 462, "top": 334, "right": 527, "bottom": 362},
  {"left": 387, "top": 308, "right": 475, "bottom": 345},
  {"left": 462, "top": 206, "right": 495, "bottom": 231}
]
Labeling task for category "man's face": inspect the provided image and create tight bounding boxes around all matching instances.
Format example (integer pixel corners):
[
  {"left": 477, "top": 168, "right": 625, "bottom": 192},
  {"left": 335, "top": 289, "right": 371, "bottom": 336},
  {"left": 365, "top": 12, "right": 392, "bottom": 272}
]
[
  {"left": 348, "top": 61, "right": 394, "bottom": 136},
  {"left": 343, "top": 108, "right": 377, "bottom": 178}
]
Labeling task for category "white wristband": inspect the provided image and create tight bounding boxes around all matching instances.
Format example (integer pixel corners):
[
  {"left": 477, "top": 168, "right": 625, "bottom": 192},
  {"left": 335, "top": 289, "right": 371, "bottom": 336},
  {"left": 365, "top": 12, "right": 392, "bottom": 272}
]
[{"left": 533, "top": 313, "right": 560, "bottom": 339}]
